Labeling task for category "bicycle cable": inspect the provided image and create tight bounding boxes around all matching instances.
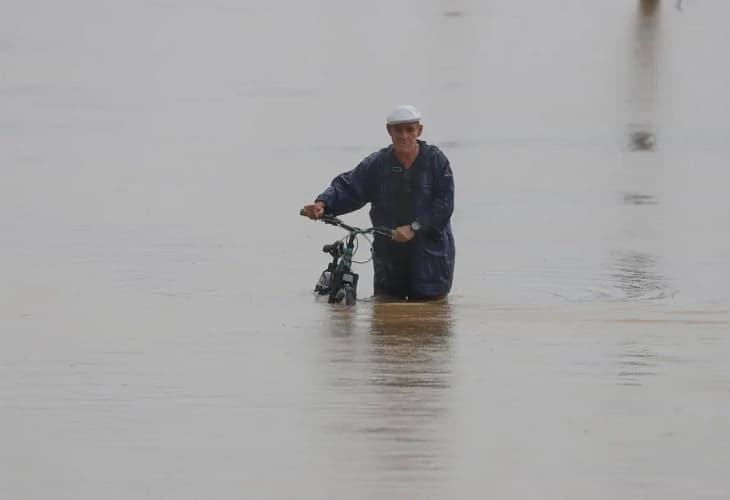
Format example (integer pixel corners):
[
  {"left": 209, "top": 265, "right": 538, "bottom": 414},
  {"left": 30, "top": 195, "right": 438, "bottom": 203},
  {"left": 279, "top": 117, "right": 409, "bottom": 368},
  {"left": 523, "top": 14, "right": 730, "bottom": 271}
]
[{"left": 351, "top": 233, "right": 374, "bottom": 264}]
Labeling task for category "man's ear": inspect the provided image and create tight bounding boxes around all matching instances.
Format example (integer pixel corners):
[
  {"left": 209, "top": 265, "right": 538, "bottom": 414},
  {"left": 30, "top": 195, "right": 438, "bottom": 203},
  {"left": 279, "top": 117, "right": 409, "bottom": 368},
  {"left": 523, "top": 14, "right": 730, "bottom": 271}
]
[{"left": 417, "top": 124, "right": 424, "bottom": 137}]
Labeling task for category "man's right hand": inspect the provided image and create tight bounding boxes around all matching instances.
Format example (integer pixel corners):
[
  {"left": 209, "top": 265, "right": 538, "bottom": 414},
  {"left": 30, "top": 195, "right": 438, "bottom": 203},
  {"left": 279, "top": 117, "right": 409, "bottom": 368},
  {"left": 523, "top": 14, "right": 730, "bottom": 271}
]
[
  {"left": 301, "top": 201, "right": 326, "bottom": 219},
  {"left": 392, "top": 224, "right": 415, "bottom": 243}
]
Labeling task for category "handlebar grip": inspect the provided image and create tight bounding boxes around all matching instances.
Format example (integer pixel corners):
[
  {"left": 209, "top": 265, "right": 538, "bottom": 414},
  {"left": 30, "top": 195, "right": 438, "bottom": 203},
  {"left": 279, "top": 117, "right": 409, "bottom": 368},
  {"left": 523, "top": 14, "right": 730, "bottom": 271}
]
[{"left": 373, "top": 227, "right": 396, "bottom": 238}]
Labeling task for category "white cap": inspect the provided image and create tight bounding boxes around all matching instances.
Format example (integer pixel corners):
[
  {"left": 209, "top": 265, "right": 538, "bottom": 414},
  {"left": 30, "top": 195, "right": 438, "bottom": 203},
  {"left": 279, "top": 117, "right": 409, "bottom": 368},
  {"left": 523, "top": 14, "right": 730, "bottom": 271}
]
[{"left": 386, "top": 104, "right": 422, "bottom": 125}]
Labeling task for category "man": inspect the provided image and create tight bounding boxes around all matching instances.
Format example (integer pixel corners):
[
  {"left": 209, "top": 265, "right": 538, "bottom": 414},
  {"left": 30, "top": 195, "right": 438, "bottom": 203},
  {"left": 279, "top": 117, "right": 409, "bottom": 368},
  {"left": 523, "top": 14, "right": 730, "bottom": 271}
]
[{"left": 301, "top": 105, "right": 455, "bottom": 300}]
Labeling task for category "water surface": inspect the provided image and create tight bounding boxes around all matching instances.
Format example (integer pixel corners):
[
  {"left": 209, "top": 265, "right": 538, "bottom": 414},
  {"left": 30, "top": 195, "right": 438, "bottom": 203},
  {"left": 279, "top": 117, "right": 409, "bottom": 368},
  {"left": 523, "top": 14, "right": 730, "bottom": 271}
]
[{"left": 2, "top": 1, "right": 730, "bottom": 499}]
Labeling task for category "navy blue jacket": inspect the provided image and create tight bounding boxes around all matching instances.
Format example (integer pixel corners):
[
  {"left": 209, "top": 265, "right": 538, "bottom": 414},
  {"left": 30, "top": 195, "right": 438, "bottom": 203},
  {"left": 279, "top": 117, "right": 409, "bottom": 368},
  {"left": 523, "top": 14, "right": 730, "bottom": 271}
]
[{"left": 316, "top": 141, "right": 455, "bottom": 297}]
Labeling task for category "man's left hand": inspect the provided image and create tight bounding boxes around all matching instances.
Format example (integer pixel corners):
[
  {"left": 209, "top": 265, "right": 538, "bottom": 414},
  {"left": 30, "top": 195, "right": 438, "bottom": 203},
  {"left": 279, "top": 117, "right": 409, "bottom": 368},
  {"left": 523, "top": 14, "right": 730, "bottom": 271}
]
[{"left": 392, "top": 225, "right": 415, "bottom": 243}]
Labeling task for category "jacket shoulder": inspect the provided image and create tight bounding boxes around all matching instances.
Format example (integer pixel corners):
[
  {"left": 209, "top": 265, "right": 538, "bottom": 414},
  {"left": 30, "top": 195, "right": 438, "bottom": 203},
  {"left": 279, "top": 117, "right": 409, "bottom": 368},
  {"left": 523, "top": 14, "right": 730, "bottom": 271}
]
[
  {"left": 362, "top": 147, "right": 391, "bottom": 165},
  {"left": 352, "top": 147, "right": 392, "bottom": 175},
  {"left": 420, "top": 142, "right": 450, "bottom": 166}
]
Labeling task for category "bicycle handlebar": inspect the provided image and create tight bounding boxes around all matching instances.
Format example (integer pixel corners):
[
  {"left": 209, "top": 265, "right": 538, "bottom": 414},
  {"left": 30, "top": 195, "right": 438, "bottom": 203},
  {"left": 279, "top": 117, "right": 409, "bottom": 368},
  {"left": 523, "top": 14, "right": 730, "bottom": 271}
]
[
  {"left": 301, "top": 210, "right": 394, "bottom": 238},
  {"left": 321, "top": 214, "right": 394, "bottom": 238}
]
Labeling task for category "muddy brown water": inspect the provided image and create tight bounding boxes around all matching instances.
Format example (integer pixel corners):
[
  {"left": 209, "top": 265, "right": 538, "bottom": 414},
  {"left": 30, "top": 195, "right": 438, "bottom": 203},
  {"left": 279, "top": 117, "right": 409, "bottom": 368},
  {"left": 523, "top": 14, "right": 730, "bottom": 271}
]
[{"left": 2, "top": 1, "right": 730, "bottom": 498}]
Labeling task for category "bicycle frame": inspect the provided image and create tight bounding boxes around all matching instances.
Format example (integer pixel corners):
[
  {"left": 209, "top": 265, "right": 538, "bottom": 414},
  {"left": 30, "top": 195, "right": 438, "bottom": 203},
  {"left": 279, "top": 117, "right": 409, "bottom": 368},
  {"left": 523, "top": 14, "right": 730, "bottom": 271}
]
[{"left": 306, "top": 213, "right": 393, "bottom": 304}]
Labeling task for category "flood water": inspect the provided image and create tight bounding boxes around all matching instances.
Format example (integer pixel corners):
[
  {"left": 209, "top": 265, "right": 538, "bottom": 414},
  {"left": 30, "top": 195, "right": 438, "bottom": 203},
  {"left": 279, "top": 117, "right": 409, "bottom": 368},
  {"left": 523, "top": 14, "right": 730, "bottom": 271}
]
[{"left": 2, "top": 1, "right": 730, "bottom": 498}]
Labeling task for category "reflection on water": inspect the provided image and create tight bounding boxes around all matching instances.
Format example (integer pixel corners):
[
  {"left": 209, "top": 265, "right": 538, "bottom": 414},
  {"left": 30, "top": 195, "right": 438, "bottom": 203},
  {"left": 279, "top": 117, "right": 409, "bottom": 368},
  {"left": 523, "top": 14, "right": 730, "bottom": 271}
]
[
  {"left": 621, "top": 192, "right": 658, "bottom": 206},
  {"left": 368, "top": 301, "right": 453, "bottom": 388},
  {"left": 616, "top": 339, "right": 658, "bottom": 386},
  {"left": 320, "top": 301, "right": 454, "bottom": 484},
  {"left": 608, "top": 250, "right": 668, "bottom": 301},
  {"left": 640, "top": 0, "right": 660, "bottom": 17},
  {"left": 628, "top": 128, "right": 656, "bottom": 152},
  {"left": 366, "top": 302, "right": 453, "bottom": 476},
  {"left": 626, "top": 0, "right": 661, "bottom": 151},
  {"left": 442, "top": 10, "right": 464, "bottom": 18},
  {"left": 608, "top": 2, "right": 668, "bottom": 305}
]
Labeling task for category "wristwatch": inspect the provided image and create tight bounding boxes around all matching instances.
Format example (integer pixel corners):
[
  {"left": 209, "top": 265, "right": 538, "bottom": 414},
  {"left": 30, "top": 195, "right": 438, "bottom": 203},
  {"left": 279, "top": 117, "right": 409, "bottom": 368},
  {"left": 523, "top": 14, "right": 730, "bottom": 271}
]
[{"left": 410, "top": 220, "right": 422, "bottom": 232}]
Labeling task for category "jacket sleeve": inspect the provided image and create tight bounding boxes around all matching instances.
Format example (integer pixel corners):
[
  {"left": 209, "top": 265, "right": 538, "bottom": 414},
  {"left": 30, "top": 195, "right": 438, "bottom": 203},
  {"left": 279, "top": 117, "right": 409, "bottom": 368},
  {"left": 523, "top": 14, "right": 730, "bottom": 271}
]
[
  {"left": 315, "top": 157, "right": 375, "bottom": 216},
  {"left": 418, "top": 149, "right": 454, "bottom": 233}
]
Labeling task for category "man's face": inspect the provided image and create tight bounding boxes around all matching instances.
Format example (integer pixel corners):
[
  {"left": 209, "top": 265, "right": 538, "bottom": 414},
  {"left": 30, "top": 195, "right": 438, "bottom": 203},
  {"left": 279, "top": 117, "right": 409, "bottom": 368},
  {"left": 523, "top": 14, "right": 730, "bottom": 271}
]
[{"left": 387, "top": 122, "right": 423, "bottom": 154}]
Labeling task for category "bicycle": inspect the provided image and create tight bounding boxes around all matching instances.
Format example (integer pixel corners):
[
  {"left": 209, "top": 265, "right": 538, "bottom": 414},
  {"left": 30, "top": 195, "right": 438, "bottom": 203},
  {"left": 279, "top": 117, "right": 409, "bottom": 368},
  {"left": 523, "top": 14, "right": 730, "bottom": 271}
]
[{"left": 301, "top": 211, "right": 394, "bottom": 305}]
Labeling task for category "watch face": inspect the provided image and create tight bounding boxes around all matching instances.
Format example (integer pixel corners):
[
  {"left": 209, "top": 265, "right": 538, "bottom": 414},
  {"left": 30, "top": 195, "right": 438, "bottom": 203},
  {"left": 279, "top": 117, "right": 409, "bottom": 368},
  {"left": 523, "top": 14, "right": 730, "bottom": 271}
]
[{"left": 411, "top": 221, "right": 421, "bottom": 231}]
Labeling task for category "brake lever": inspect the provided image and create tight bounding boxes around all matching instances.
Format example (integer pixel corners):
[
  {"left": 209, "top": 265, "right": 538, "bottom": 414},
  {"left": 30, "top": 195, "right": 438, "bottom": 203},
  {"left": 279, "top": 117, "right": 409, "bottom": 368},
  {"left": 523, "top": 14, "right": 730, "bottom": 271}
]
[{"left": 320, "top": 214, "right": 340, "bottom": 226}]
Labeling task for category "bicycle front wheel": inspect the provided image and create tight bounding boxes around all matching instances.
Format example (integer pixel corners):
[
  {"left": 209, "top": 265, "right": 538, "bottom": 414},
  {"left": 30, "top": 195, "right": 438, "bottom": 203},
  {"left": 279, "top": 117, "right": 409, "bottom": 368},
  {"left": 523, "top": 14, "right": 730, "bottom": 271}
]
[{"left": 333, "top": 284, "right": 357, "bottom": 305}]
